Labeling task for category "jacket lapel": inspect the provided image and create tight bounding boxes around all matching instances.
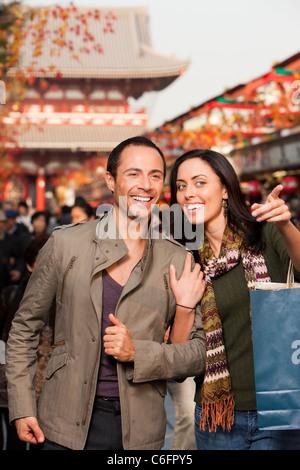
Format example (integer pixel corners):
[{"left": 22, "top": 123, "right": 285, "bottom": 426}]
[{"left": 90, "top": 210, "right": 154, "bottom": 324}]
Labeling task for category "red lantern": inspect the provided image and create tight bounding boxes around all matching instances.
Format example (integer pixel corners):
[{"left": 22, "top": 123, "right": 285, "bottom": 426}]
[
  {"left": 282, "top": 176, "right": 299, "bottom": 194},
  {"left": 247, "top": 180, "right": 262, "bottom": 196}
]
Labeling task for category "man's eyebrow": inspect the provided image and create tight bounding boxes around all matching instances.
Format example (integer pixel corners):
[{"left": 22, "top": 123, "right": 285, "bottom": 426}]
[
  {"left": 123, "top": 168, "right": 164, "bottom": 175},
  {"left": 123, "top": 167, "right": 141, "bottom": 173}
]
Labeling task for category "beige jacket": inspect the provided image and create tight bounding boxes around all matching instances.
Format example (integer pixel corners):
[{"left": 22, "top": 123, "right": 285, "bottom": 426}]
[{"left": 6, "top": 213, "right": 205, "bottom": 450}]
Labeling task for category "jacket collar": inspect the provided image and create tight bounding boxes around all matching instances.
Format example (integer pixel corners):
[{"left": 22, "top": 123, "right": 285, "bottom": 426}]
[{"left": 91, "top": 209, "right": 153, "bottom": 277}]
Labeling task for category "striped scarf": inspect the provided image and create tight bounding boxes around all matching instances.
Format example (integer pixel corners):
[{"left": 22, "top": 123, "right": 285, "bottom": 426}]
[{"left": 198, "top": 224, "right": 270, "bottom": 432}]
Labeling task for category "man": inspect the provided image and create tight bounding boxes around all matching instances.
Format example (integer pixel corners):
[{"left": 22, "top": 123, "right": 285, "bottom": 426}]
[
  {"left": 6, "top": 136, "right": 205, "bottom": 450},
  {"left": 0, "top": 210, "right": 23, "bottom": 293}
]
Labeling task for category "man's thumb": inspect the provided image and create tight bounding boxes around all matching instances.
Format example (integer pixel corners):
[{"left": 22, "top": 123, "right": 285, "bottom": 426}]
[{"left": 108, "top": 313, "right": 124, "bottom": 327}]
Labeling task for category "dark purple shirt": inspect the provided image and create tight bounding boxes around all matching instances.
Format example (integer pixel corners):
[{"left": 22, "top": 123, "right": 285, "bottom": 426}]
[{"left": 96, "top": 270, "right": 123, "bottom": 397}]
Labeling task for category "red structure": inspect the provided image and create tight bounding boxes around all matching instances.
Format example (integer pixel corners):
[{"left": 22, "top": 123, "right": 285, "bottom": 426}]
[
  {"left": 5, "top": 6, "right": 189, "bottom": 208},
  {"left": 145, "top": 52, "right": 300, "bottom": 200}
]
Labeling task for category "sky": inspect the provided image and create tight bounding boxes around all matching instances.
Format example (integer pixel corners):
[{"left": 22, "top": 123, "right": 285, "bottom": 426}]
[{"left": 23, "top": 0, "right": 300, "bottom": 129}]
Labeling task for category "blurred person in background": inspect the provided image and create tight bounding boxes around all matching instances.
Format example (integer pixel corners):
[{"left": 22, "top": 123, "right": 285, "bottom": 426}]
[
  {"left": 71, "top": 200, "right": 96, "bottom": 224},
  {"left": 0, "top": 210, "right": 24, "bottom": 292},
  {"left": 31, "top": 211, "right": 50, "bottom": 239},
  {"left": 5, "top": 209, "right": 29, "bottom": 239},
  {"left": 17, "top": 202, "right": 32, "bottom": 232}
]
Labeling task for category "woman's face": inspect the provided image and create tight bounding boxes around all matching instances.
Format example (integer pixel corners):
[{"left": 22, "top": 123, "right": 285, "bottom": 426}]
[
  {"left": 32, "top": 215, "right": 46, "bottom": 235},
  {"left": 175, "top": 158, "right": 228, "bottom": 228},
  {"left": 71, "top": 206, "right": 89, "bottom": 223}
]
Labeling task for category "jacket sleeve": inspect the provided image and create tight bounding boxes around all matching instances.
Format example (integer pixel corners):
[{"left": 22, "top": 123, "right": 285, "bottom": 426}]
[
  {"left": 6, "top": 233, "right": 59, "bottom": 422},
  {"left": 127, "top": 304, "right": 206, "bottom": 382}
]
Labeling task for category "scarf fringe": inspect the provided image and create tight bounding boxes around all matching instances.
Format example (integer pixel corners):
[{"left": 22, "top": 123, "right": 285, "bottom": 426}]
[{"left": 200, "top": 395, "right": 235, "bottom": 432}]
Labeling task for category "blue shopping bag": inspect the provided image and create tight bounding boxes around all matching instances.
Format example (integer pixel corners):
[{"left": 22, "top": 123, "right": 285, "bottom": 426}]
[{"left": 251, "top": 270, "right": 300, "bottom": 430}]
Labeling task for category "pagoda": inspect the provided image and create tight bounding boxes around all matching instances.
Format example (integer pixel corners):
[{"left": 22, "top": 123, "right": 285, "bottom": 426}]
[{"left": 5, "top": 6, "right": 189, "bottom": 209}]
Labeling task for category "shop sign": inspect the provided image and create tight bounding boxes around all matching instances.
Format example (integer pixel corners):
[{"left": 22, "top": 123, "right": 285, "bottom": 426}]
[{"left": 232, "top": 138, "right": 300, "bottom": 175}]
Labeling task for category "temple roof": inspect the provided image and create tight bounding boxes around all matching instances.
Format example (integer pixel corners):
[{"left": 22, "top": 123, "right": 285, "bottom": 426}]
[
  {"left": 15, "top": 124, "right": 146, "bottom": 151},
  {"left": 13, "top": 6, "right": 189, "bottom": 83}
]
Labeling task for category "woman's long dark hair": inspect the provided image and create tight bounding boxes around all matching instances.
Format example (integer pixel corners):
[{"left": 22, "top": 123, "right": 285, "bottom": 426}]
[{"left": 170, "top": 149, "right": 264, "bottom": 252}]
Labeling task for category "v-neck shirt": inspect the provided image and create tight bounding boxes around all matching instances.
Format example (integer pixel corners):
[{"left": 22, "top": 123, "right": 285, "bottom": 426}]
[{"left": 96, "top": 270, "right": 124, "bottom": 397}]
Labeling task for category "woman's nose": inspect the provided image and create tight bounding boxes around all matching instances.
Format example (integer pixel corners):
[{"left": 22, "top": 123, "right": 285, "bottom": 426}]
[{"left": 184, "top": 184, "right": 196, "bottom": 198}]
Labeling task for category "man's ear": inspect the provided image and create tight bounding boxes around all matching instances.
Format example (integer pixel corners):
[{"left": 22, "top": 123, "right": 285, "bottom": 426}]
[{"left": 105, "top": 171, "right": 115, "bottom": 193}]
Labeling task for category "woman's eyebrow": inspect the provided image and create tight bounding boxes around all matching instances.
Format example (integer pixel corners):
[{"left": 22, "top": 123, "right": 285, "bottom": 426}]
[{"left": 176, "top": 173, "right": 208, "bottom": 182}]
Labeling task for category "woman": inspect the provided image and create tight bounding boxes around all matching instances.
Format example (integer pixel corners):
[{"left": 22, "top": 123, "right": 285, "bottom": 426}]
[
  {"left": 31, "top": 211, "right": 50, "bottom": 238},
  {"left": 71, "top": 201, "right": 95, "bottom": 224},
  {"left": 169, "top": 148, "right": 300, "bottom": 450}
]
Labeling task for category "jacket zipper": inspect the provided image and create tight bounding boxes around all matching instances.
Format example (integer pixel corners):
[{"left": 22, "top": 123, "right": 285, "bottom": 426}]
[
  {"left": 83, "top": 341, "right": 100, "bottom": 426},
  {"left": 60, "top": 256, "right": 77, "bottom": 302},
  {"left": 163, "top": 274, "right": 170, "bottom": 316},
  {"left": 52, "top": 340, "right": 65, "bottom": 349}
]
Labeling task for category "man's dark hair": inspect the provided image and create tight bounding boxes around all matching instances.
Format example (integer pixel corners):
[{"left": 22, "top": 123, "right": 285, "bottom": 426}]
[
  {"left": 107, "top": 136, "right": 166, "bottom": 180},
  {"left": 24, "top": 236, "right": 48, "bottom": 268}
]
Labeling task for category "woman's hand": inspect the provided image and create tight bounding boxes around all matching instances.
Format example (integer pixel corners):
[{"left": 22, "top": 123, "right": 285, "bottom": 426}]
[
  {"left": 169, "top": 253, "right": 205, "bottom": 343},
  {"left": 251, "top": 185, "right": 291, "bottom": 227},
  {"left": 169, "top": 252, "right": 205, "bottom": 309},
  {"left": 252, "top": 184, "right": 300, "bottom": 271}
]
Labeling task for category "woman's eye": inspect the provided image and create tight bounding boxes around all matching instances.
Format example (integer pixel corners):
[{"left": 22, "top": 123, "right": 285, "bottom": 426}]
[{"left": 176, "top": 184, "right": 186, "bottom": 190}]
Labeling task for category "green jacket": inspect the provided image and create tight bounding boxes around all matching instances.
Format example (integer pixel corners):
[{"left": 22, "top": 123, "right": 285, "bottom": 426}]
[{"left": 6, "top": 212, "right": 205, "bottom": 450}]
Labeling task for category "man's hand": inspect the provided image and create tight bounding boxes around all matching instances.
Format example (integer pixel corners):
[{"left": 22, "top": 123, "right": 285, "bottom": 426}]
[
  {"left": 103, "top": 314, "right": 134, "bottom": 362},
  {"left": 15, "top": 417, "right": 45, "bottom": 445}
]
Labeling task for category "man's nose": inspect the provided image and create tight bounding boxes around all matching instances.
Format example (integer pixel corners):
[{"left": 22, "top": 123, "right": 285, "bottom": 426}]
[{"left": 138, "top": 175, "right": 152, "bottom": 191}]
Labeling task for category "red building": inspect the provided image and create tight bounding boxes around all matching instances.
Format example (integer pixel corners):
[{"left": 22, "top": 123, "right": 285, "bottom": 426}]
[{"left": 5, "top": 6, "right": 188, "bottom": 209}]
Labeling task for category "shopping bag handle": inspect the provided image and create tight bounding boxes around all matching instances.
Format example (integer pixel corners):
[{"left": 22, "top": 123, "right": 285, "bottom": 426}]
[{"left": 287, "top": 260, "right": 294, "bottom": 288}]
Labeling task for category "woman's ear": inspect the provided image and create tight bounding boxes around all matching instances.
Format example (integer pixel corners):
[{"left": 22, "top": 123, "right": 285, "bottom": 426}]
[{"left": 222, "top": 187, "right": 228, "bottom": 200}]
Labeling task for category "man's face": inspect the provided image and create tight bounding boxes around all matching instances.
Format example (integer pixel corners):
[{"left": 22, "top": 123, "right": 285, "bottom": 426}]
[{"left": 105, "top": 145, "right": 164, "bottom": 221}]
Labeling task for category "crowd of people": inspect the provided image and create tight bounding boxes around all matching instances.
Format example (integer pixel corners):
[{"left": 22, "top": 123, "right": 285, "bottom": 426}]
[
  {"left": 1, "top": 136, "right": 300, "bottom": 451},
  {"left": 0, "top": 198, "right": 96, "bottom": 296},
  {"left": 0, "top": 197, "right": 97, "bottom": 449}
]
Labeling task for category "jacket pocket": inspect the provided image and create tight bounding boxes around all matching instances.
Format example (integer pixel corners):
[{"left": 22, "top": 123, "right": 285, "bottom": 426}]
[
  {"left": 151, "top": 379, "right": 167, "bottom": 397},
  {"left": 59, "top": 256, "right": 77, "bottom": 302},
  {"left": 44, "top": 351, "right": 68, "bottom": 379}
]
